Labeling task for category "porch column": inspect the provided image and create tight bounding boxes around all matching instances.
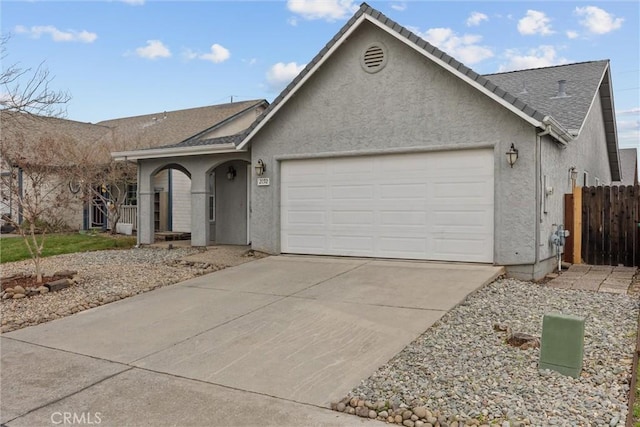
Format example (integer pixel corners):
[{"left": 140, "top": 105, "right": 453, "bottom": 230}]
[
  {"left": 190, "top": 172, "right": 209, "bottom": 246},
  {"left": 137, "top": 161, "right": 154, "bottom": 245},
  {"left": 138, "top": 191, "right": 154, "bottom": 245}
]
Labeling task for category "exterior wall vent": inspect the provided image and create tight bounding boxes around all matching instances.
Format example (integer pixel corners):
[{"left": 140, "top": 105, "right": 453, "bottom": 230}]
[{"left": 361, "top": 43, "right": 387, "bottom": 73}]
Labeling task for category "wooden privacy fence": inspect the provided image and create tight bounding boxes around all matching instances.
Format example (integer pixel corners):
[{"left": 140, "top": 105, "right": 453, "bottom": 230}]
[{"left": 580, "top": 185, "right": 640, "bottom": 266}]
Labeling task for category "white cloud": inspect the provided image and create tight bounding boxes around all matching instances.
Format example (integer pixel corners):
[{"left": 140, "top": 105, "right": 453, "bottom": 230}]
[
  {"left": 566, "top": 30, "right": 579, "bottom": 39},
  {"left": 183, "top": 44, "right": 231, "bottom": 63},
  {"left": 618, "top": 107, "right": 640, "bottom": 115},
  {"left": 287, "top": 0, "right": 358, "bottom": 21},
  {"left": 14, "top": 25, "right": 97, "bottom": 43},
  {"left": 199, "top": 44, "right": 230, "bottom": 63},
  {"left": 182, "top": 49, "right": 198, "bottom": 60},
  {"left": 243, "top": 58, "right": 258, "bottom": 66},
  {"left": 575, "top": 6, "right": 623, "bottom": 34},
  {"left": 419, "top": 27, "right": 493, "bottom": 65},
  {"left": 466, "top": 12, "right": 488, "bottom": 27},
  {"left": 517, "top": 10, "right": 554, "bottom": 36},
  {"left": 120, "top": 0, "right": 144, "bottom": 5},
  {"left": 499, "top": 45, "right": 568, "bottom": 72},
  {"left": 135, "top": 40, "right": 171, "bottom": 59},
  {"left": 391, "top": 2, "right": 407, "bottom": 12},
  {"left": 287, "top": 17, "right": 298, "bottom": 26},
  {"left": 266, "top": 62, "right": 306, "bottom": 92}
]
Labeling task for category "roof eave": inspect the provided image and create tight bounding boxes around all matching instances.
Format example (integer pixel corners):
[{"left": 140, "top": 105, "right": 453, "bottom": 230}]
[{"left": 112, "top": 143, "right": 240, "bottom": 161}]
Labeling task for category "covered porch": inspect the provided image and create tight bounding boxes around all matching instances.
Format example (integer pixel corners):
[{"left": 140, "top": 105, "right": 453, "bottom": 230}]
[{"left": 134, "top": 151, "right": 251, "bottom": 247}]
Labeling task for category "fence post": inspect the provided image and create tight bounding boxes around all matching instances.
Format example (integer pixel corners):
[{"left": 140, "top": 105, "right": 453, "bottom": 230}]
[{"left": 572, "top": 186, "right": 582, "bottom": 264}]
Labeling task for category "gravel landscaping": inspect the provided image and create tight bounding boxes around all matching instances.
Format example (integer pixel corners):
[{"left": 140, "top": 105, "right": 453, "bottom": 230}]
[
  {"left": 1, "top": 246, "right": 262, "bottom": 333},
  {"left": 338, "top": 278, "right": 639, "bottom": 427}
]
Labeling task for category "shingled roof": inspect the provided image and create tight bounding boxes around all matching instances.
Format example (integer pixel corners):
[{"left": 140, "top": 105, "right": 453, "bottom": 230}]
[
  {"left": 99, "top": 99, "right": 265, "bottom": 152},
  {"left": 235, "top": 2, "right": 620, "bottom": 179},
  {"left": 0, "top": 111, "right": 114, "bottom": 164}
]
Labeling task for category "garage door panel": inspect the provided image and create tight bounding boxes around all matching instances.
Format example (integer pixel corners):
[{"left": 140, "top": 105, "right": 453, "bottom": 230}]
[
  {"left": 433, "top": 181, "right": 491, "bottom": 199},
  {"left": 286, "top": 210, "right": 326, "bottom": 225},
  {"left": 281, "top": 150, "right": 494, "bottom": 263},
  {"left": 284, "top": 234, "right": 327, "bottom": 252},
  {"left": 331, "top": 185, "right": 374, "bottom": 199},
  {"left": 379, "top": 211, "right": 427, "bottom": 226},
  {"left": 330, "top": 235, "right": 374, "bottom": 252},
  {"left": 331, "top": 211, "right": 375, "bottom": 225},
  {"left": 380, "top": 183, "right": 428, "bottom": 199},
  {"left": 432, "top": 210, "right": 490, "bottom": 228},
  {"left": 379, "top": 237, "right": 428, "bottom": 254},
  {"left": 285, "top": 186, "right": 327, "bottom": 201}
]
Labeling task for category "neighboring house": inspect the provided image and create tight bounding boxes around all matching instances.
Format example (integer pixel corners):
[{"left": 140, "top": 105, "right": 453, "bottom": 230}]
[
  {"left": 612, "top": 148, "right": 638, "bottom": 185},
  {"left": 0, "top": 112, "right": 113, "bottom": 229},
  {"left": 115, "top": 3, "right": 621, "bottom": 280},
  {"left": 0, "top": 100, "right": 267, "bottom": 231}
]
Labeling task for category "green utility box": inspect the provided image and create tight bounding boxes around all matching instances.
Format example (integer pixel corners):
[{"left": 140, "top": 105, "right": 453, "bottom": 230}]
[{"left": 539, "top": 312, "right": 585, "bottom": 378}]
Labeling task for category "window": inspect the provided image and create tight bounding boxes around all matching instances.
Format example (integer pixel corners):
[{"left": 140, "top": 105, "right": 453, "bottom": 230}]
[
  {"left": 126, "top": 184, "right": 137, "bottom": 206},
  {"left": 583, "top": 171, "right": 588, "bottom": 187},
  {"left": 595, "top": 177, "right": 600, "bottom": 186},
  {"left": 208, "top": 172, "right": 215, "bottom": 222}
]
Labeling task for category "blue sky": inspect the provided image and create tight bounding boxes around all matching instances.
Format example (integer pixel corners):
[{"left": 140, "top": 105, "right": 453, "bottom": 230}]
[{"left": 2, "top": 0, "right": 639, "bottom": 149}]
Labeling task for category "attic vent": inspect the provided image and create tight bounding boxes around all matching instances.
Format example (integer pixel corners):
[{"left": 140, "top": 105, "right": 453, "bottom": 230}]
[
  {"left": 551, "top": 79, "right": 571, "bottom": 99},
  {"left": 361, "top": 43, "right": 387, "bottom": 73}
]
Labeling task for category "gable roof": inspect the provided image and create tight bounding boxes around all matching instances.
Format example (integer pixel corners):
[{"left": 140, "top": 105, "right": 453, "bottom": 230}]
[
  {"left": 234, "top": 2, "right": 620, "bottom": 179},
  {"left": 484, "top": 61, "right": 608, "bottom": 134},
  {"left": 485, "top": 61, "right": 621, "bottom": 179},
  {"left": 99, "top": 99, "right": 265, "bottom": 152}
]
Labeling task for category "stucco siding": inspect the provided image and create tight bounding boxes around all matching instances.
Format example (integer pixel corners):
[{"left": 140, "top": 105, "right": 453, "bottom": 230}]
[
  {"left": 538, "top": 93, "right": 612, "bottom": 262},
  {"left": 171, "top": 170, "right": 191, "bottom": 232},
  {"left": 250, "top": 21, "right": 538, "bottom": 265}
]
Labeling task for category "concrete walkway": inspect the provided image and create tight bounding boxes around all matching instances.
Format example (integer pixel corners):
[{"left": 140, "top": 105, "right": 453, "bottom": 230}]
[
  {"left": 1, "top": 256, "right": 502, "bottom": 427},
  {"left": 547, "top": 264, "right": 637, "bottom": 294}
]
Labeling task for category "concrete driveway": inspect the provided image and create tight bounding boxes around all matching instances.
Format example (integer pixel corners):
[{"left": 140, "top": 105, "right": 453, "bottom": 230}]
[{"left": 1, "top": 256, "right": 502, "bottom": 426}]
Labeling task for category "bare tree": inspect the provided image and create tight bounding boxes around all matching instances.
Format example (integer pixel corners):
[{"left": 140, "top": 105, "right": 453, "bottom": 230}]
[
  {"left": 1, "top": 134, "right": 76, "bottom": 283},
  {"left": 0, "top": 34, "right": 73, "bottom": 282},
  {"left": 73, "top": 161, "right": 137, "bottom": 235},
  {"left": 1, "top": 34, "right": 71, "bottom": 118}
]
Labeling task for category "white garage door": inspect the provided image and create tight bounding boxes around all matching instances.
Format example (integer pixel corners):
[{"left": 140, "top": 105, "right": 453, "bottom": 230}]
[{"left": 280, "top": 149, "right": 494, "bottom": 263}]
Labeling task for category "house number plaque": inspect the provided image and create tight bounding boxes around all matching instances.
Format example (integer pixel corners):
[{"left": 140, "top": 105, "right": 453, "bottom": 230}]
[{"left": 257, "top": 178, "right": 270, "bottom": 186}]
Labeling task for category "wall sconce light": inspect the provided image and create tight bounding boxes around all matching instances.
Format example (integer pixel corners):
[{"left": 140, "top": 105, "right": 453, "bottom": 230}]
[
  {"left": 226, "top": 166, "right": 236, "bottom": 181},
  {"left": 255, "top": 159, "right": 266, "bottom": 176},
  {"left": 569, "top": 166, "right": 578, "bottom": 185},
  {"left": 505, "top": 143, "right": 519, "bottom": 168}
]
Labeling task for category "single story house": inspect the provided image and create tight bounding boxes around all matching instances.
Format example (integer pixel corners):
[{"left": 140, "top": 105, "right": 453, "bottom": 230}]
[{"left": 113, "top": 3, "right": 621, "bottom": 280}]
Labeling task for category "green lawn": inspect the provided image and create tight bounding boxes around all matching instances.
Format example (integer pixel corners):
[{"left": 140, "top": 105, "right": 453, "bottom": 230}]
[{"left": 0, "top": 233, "right": 137, "bottom": 263}]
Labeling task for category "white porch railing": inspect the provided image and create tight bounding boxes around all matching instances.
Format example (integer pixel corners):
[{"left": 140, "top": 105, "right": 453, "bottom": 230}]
[{"left": 118, "top": 205, "right": 137, "bottom": 230}]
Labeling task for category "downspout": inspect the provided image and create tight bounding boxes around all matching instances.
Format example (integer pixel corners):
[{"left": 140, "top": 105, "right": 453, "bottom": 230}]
[{"left": 534, "top": 126, "right": 551, "bottom": 267}]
